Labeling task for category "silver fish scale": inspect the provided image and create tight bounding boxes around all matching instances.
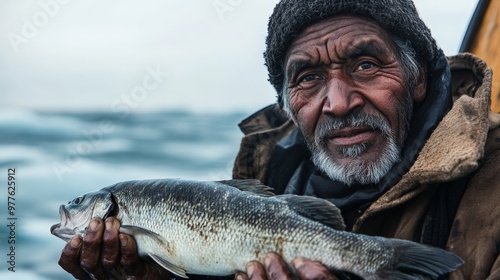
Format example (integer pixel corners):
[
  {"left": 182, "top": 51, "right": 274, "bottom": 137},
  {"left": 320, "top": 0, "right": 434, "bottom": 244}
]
[{"left": 104, "top": 179, "right": 393, "bottom": 276}]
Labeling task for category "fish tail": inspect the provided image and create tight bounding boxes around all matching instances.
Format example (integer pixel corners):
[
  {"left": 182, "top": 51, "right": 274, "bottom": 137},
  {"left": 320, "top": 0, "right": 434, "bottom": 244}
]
[{"left": 376, "top": 239, "right": 463, "bottom": 279}]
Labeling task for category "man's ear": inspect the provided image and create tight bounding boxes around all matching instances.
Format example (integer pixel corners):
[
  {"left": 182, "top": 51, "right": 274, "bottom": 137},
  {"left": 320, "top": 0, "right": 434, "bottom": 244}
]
[{"left": 413, "top": 64, "right": 427, "bottom": 103}]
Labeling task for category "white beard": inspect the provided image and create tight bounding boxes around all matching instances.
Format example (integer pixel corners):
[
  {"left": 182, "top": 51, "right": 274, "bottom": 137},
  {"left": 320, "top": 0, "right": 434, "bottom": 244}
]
[
  {"left": 311, "top": 135, "right": 400, "bottom": 186},
  {"left": 303, "top": 107, "right": 409, "bottom": 186}
]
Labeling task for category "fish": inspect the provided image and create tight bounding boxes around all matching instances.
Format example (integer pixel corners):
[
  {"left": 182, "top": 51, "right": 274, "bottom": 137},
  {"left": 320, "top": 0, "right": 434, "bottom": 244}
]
[{"left": 51, "top": 179, "right": 463, "bottom": 279}]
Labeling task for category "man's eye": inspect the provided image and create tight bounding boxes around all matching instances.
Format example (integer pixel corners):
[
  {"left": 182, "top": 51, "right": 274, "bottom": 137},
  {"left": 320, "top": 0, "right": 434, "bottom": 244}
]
[
  {"left": 357, "top": 61, "right": 375, "bottom": 71},
  {"left": 299, "top": 74, "right": 319, "bottom": 83}
]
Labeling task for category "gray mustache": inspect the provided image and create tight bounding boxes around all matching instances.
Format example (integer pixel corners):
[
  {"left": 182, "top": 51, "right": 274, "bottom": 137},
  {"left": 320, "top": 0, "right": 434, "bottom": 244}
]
[{"left": 316, "top": 111, "right": 392, "bottom": 143}]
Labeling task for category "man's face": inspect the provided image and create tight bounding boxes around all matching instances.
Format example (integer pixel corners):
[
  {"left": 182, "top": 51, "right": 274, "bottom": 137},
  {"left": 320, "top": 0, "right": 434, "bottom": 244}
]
[{"left": 283, "top": 16, "right": 425, "bottom": 186}]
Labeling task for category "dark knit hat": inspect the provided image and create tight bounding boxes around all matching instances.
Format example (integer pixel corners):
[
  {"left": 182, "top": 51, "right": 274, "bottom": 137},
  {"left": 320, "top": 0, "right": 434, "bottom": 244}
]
[{"left": 265, "top": 0, "right": 439, "bottom": 107}]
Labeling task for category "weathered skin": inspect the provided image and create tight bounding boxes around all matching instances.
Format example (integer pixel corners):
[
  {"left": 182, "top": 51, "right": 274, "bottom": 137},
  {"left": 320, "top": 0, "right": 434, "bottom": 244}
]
[{"left": 51, "top": 179, "right": 462, "bottom": 279}]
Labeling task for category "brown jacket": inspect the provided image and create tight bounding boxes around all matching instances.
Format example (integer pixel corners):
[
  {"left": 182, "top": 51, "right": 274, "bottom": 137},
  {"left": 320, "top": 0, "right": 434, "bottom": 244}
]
[{"left": 233, "top": 53, "right": 500, "bottom": 279}]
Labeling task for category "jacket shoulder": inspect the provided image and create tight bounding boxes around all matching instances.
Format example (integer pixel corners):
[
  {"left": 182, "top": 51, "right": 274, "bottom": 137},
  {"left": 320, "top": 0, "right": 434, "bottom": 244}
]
[
  {"left": 238, "top": 104, "right": 290, "bottom": 135},
  {"left": 233, "top": 104, "right": 296, "bottom": 182}
]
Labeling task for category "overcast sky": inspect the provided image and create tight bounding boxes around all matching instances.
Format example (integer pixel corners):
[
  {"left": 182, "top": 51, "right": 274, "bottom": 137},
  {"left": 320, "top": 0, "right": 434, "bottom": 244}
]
[{"left": 0, "top": 0, "right": 479, "bottom": 113}]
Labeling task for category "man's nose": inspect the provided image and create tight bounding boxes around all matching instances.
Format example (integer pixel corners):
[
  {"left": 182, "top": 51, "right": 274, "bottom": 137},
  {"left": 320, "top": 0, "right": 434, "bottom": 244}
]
[{"left": 322, "top": 76, "right": 364, "bottom": 116}]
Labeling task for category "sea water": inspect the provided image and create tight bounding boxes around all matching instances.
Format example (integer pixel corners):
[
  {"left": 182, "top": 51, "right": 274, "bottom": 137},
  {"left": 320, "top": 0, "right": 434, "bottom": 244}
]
[{"left": 0, "top": 108, "right": 249, "bottom": 279}]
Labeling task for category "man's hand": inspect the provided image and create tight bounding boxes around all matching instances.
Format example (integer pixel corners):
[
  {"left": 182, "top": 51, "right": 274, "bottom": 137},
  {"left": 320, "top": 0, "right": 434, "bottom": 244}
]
[
  {"left": 57, "top": 216, "right": 170, "bottom": 280},
  {"left": 235, "top": 252, "right": 338, "bottom": 280}
]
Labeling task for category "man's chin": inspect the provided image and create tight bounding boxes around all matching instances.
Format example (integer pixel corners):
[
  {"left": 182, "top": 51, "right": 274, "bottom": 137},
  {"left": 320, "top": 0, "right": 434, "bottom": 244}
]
[
  {"left": 313, "top": 144, "right": 400, "bottom": 186},
  {"left": 325, "top": 143, "right": 380, "bottom": 165}
]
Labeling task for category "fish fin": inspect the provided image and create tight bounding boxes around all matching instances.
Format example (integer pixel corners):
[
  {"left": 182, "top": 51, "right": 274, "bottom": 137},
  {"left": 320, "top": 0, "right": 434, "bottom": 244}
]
[
  {"left": 119, "top": 225, "right": 168, "bottom": 248},
  {"left": 218, "top": 179, "right": 275, "bottom": 197},
  {"left": 148, "top": 252, "right": 189, "bottom": 279},
  {"left": 375, "top": 238, "right": 463, "bottom": 279},
  {"left": 276, "top": 195, "right": 346, "bottom": 230},
  {"left": 120, "top": 225, "right": 189, "bottom": 279},
  {"left": 119, "top": 226, "right": 188, "bottom": 278}
]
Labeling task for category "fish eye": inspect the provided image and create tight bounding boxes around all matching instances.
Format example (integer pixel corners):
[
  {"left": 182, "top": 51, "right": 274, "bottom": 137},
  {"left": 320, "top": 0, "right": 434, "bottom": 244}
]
[{"left": 72, "top": 196, "right": 84, "bottom": 205}]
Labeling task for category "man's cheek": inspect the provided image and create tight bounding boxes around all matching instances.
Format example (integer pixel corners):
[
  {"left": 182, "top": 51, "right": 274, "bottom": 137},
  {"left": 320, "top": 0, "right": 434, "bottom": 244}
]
[{"left": 296, "top": 114, "right": 314, "bottom": 138}]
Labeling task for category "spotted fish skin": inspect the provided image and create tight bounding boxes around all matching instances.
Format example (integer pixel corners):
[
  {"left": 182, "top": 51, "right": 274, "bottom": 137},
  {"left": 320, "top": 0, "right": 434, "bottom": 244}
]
[{"left": 51, "top": 179, "right": 463, "bottom": 279}]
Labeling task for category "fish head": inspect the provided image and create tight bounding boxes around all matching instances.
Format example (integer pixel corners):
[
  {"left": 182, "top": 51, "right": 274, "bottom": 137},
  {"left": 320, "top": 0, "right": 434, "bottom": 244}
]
[{"left": 50, "top": 189, "right": 114, "bottom": 242}]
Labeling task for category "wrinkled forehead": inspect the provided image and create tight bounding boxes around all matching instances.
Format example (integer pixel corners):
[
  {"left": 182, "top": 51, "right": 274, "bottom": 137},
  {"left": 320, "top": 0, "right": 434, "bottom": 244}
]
[
  {"left": 292, "top": 15, "right": 389, "bottom": 43},
  {"left": 284, "top": 15, "right": 398, "bottom": 71}
]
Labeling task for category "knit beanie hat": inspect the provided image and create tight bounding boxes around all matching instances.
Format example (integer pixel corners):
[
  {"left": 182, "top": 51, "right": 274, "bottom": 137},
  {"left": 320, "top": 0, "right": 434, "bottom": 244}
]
[{"left": 265, "top": 0, "right": 440, "bottom": 107}]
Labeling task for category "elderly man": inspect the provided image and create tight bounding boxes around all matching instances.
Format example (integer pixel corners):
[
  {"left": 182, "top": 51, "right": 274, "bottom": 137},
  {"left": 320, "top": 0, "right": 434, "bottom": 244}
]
[{"left": 58, "top": 0, "right": 500, "bottom": 279}]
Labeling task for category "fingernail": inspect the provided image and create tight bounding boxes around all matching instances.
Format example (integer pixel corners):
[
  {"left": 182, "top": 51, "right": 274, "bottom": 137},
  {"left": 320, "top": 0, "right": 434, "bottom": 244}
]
[
  {"left": 105, "top": 217, "right": 114, "bottom": 231},
  {"left": 119, "top": 234, "right": 128, "bottom": 247},
  {"left": 246, "top": 262, "right": 254, "bottom": 277},
  {"left": 292, "top": 257, "right": 305, "bottom": 269},
  {"left": 264, "top": 253, "right": 274, "bottom": 267},
  {"left": 70, "top": 236, "right": 81, "bottom": 248},
  {"left": 89, "top": 218, "right": 99, "bottom": 231},
  {"left": 235, "top": 273, "right": 245, "bottom": 280},
  {"left": 264, "top": 254, "right": 273, "bottom": 268}
]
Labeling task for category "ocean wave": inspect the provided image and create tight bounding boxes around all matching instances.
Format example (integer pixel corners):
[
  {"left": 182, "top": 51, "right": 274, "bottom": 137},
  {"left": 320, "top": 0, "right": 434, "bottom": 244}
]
[{"left": 0, "top": 109, "right": 84, "bottom": 140}]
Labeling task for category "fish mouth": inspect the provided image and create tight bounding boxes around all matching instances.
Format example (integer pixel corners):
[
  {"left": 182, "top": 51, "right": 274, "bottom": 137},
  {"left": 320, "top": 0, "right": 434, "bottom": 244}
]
[{"left": 51, "top": 205, "right": 75, "bottom": 242}]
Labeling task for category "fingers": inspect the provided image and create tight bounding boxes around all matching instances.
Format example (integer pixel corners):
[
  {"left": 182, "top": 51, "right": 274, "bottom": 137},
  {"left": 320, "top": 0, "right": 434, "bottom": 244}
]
[
  {"left": 237, "top": 253, "right": 293, "bottom": 280},
  {"left": 292, "top": 257, "right": 338, "bottom": 280},
  {"left": 102, "top": 217, "right": 121, "bottom": 270},
  {"left": 119, "top": 233, "right": 146, "bottom": 276},
  {"left": 263, "top": 253, "right": 294, "bottom": 280},
  {"left": 119, "top": 234, "right": 172, "bottom": 280},
  {"left": 60, "top": 216, "right": 169, "bottom": 280},
  {"left": 237, "top": 253, "right": 338, "bottom": 280},
  {"left": 235, "top": 270, "right": 250, "bottom": 280},
  {"left": 58, "top": 217, "right": 110, "bottom": 279},
  {"left": 80, "top": 217, "right": 107, "bottom": 279},
  {"left": 250, "top": 260, "right": 268, "bottom": 280},
  {"left": 239, "top": 261, "right": 267, "bottom": 280},
  {"left": 58, "top": 235, "right": 92, "bottom": 280}
]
